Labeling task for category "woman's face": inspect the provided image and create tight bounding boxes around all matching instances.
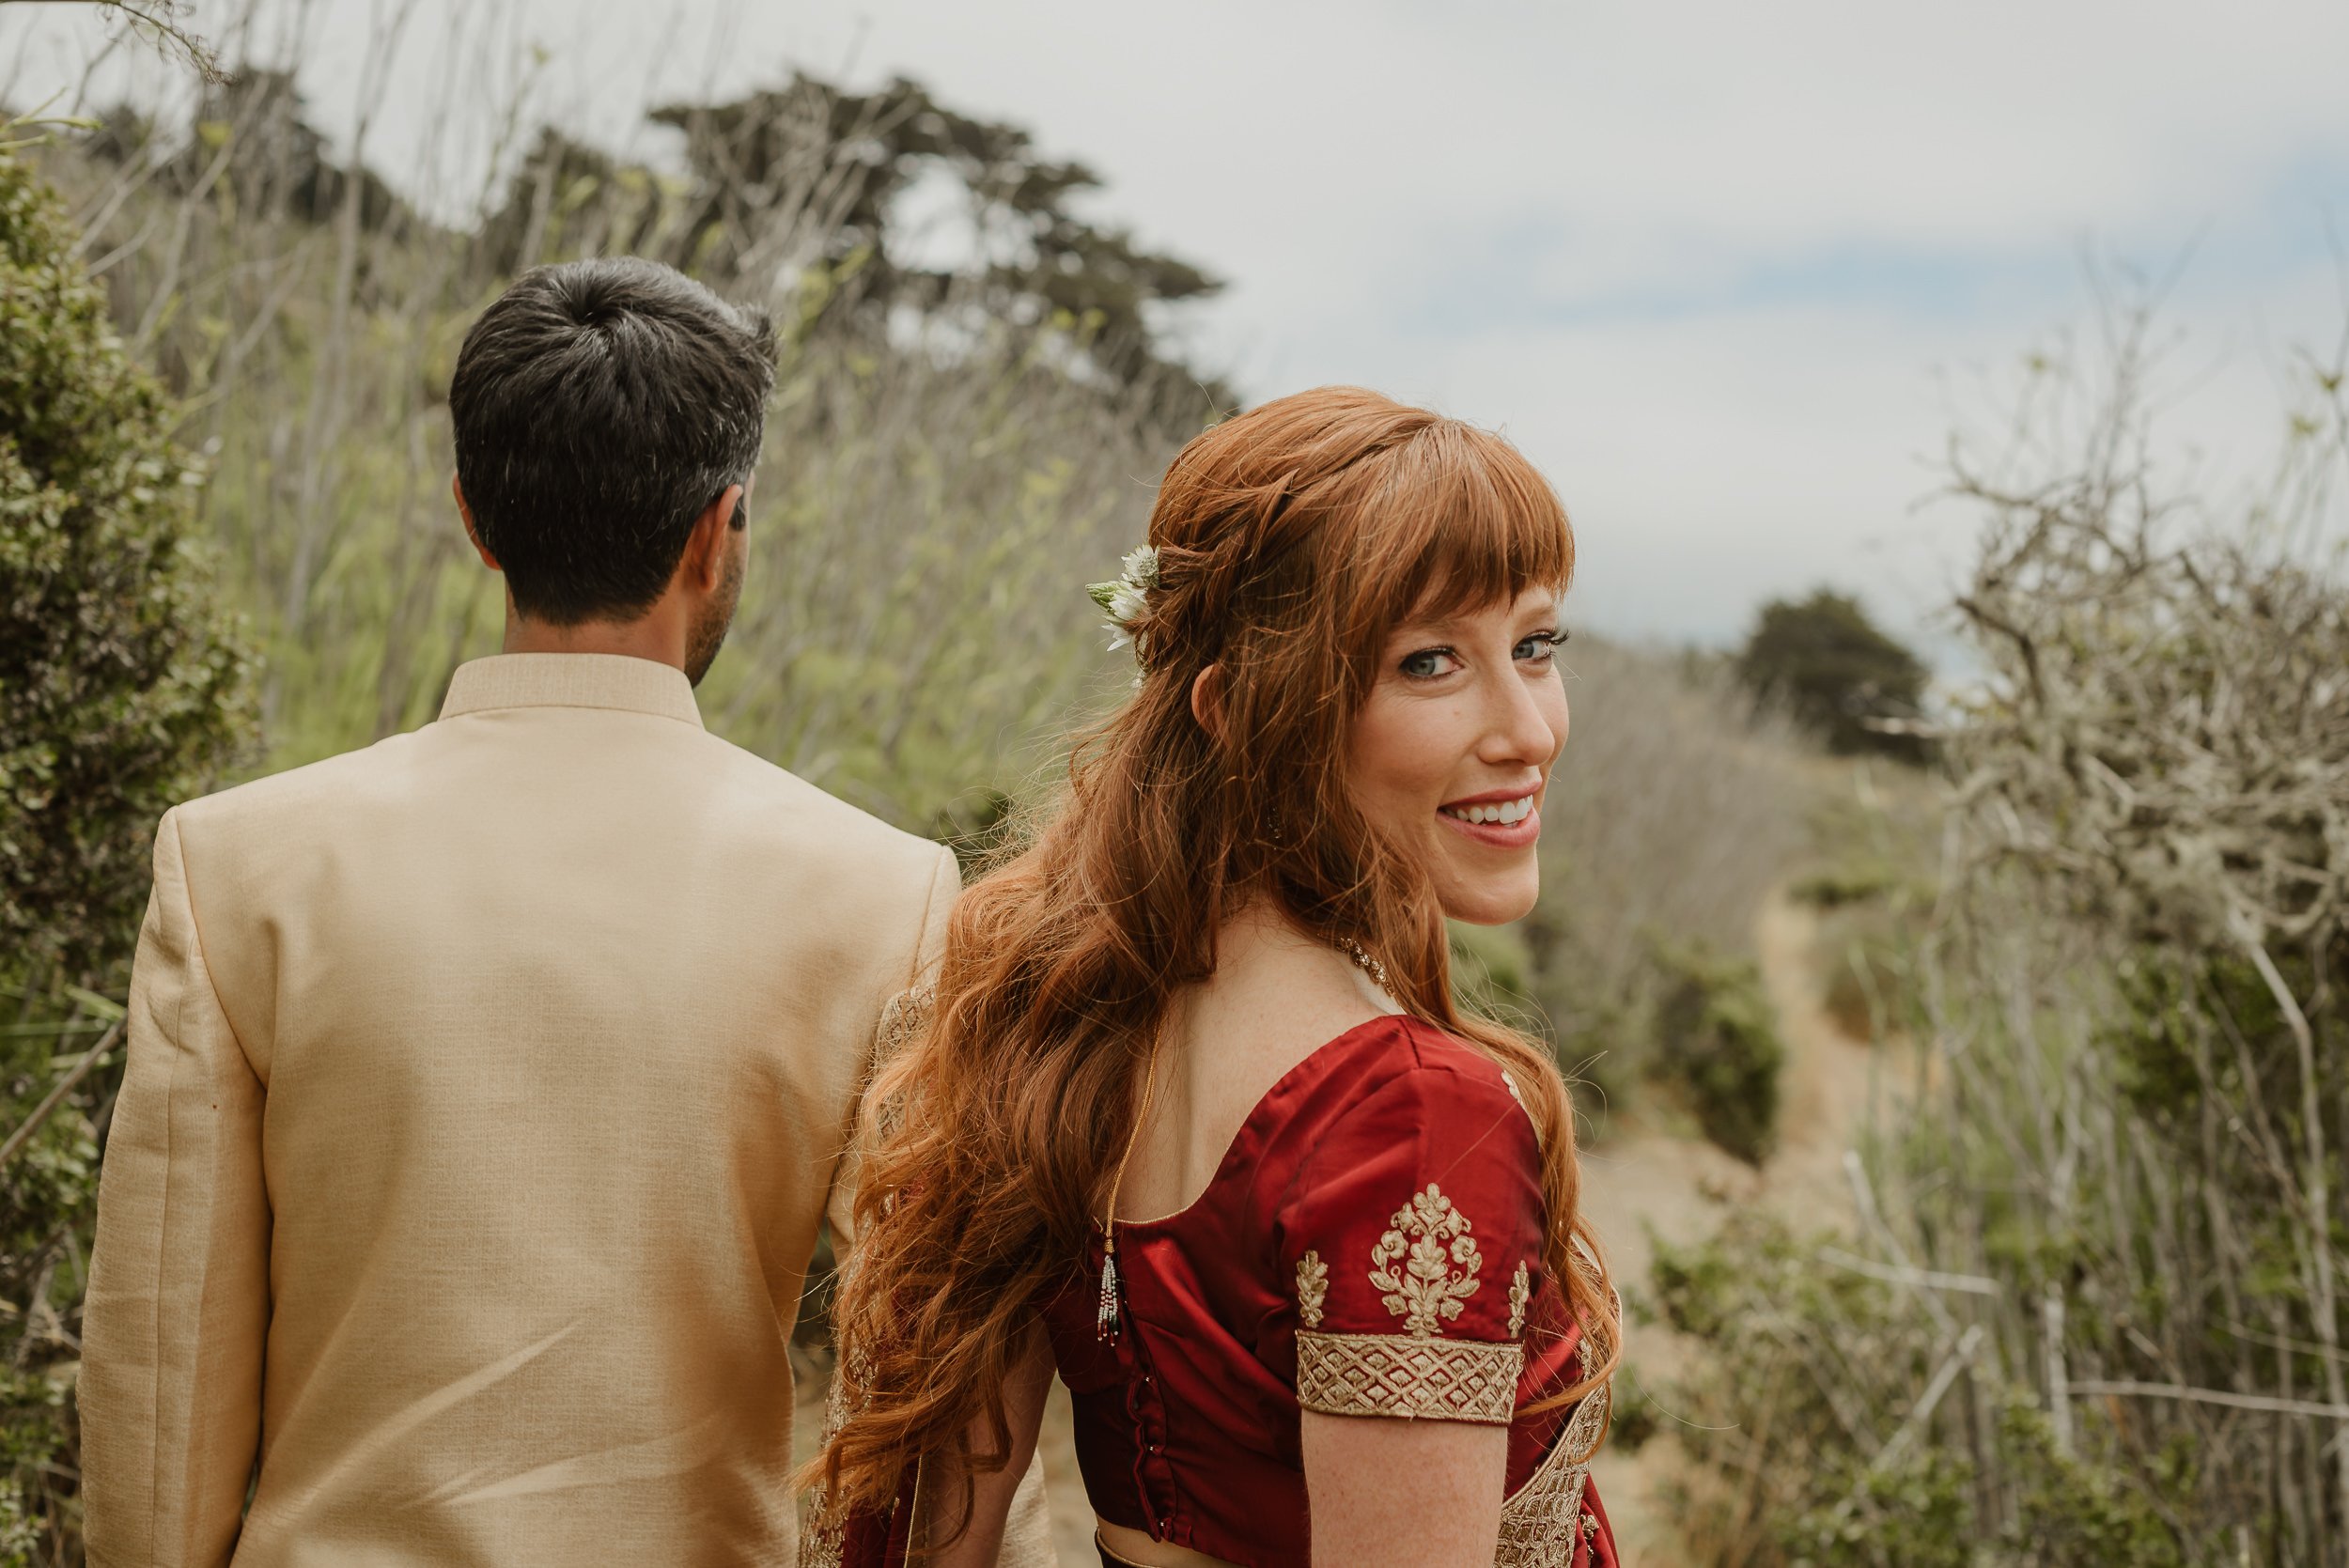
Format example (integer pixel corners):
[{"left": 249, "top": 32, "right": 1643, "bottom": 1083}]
[{"left": 1346, "top": 584, "right": 1569, "bottom": 925}]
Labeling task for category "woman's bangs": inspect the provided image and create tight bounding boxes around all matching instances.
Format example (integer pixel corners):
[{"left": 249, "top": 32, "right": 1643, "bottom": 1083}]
[{"left": 1363, "top": 427, "right": 1575, "bottom": 627}]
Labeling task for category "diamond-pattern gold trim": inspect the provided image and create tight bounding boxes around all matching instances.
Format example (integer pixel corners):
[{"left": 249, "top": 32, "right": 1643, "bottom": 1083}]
[
  {"left": 1295, "top": 1330, "right": 1521, "bottom": 1424},
  {"left": 1493, "top": 1374, "right": 1610, "bottom": 1566}
]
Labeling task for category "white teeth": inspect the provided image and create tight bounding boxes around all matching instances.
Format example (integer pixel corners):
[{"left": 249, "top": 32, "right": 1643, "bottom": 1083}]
[{"left": 1445, "top": 796, "right": 1534, "bottom": 827}]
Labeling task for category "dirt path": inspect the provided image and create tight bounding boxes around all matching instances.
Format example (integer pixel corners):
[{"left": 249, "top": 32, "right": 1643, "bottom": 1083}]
[{"left": 1579, "top": 891, "right": 1889, "bottom": 1565}]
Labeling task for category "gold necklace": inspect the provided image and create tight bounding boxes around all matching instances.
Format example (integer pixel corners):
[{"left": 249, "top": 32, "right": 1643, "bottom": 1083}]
[{"left": 1338, "top": 938, "right": 1392, "bottom": 994}]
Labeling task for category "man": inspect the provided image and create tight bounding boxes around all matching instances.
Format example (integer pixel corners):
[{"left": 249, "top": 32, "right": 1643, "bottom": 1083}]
[{"left": 80, "top": 257, "right": 1047, "bottom": 1566}]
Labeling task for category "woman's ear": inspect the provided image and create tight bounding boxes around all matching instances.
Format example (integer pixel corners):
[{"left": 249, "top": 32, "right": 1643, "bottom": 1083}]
[{"left": 1190, "top": 663, "right": 1225, "bottom": 740}]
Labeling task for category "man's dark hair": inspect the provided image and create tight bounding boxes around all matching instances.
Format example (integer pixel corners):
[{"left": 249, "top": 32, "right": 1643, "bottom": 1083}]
[{"left": 450, "top": 257, "right": 777, "bottom": 624}]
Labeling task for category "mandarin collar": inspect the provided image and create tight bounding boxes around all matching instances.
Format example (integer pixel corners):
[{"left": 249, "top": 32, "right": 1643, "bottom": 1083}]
[{"left": 437, "top": 653, "right": 705, "bottom": 730}]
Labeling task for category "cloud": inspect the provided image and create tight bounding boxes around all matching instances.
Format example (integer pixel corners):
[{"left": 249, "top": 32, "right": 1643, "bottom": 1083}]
[{"left": 8, "top": 0, "right": 2343, "bottom": 652}]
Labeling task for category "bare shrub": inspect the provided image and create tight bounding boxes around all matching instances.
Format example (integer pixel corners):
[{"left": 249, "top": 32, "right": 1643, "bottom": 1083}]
[
  {"left": 1530, "top": 639, "right": 1812, "bottom": 1110},
  {"left": 1657, "top": 289, "right": 2349, "bottom": 1565}
]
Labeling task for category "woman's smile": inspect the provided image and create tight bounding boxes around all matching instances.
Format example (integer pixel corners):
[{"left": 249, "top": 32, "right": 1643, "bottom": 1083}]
[{"left": 1436, "top": 783, "right": 1545, "bottom": 847}]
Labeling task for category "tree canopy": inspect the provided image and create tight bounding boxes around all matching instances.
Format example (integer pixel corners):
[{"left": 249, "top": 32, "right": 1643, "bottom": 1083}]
[
  {"left": 1735, "top": 588, "right": 1930, "bottom": 761},
  {"left": 489, "top": 70, "right": 1228, "bottom": 415}
]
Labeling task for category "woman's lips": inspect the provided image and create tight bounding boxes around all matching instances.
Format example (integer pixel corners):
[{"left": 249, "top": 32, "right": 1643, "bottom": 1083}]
[{"left": 1437, "top": 805, "right": 1541, "bottom": 849}]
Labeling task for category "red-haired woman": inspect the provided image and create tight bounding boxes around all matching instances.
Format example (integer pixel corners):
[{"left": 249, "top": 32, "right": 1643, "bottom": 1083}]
[{"left": 808, "top": 387, "right": 1621, "bottom": 1568}]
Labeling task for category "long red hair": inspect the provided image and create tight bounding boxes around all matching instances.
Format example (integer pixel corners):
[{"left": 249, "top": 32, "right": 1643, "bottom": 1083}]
[{"left": 812, "top": 385, "right": 1618, "bottom": 1524}]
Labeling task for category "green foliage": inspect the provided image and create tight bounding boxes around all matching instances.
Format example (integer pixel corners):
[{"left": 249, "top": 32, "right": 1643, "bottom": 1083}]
[
  {"left": 1650, "top": 943, "right": 1783, "bottom": 1162},
  {"left": 1449, "top": 921, "right": 1542, "bottom": 1032},
  {"left": 1651, "top": 1214, "right": 2217, "bottom": 1567},
  {"left": 1782, "top": 1448, "right": 1973, "bottom": 1568},
  {"left": 0, "top": 1087, "right": 99, "bottom": 1560},
  {"left": 0, "top": 128, "right": 253, "bottom": 1567},
  {"left": 1735, "top": 589, "right": 1929, "bottom": 762},
  {"left": 0, "top": 137, "right": 255, "bottom": 975},
  {"left": 1992, "top": 1403, "right": 2194, "bottom": 1568}
]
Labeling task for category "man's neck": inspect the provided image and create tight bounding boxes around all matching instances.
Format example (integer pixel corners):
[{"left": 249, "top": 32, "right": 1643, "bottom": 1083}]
[{"left": 501, "top": 609, "right": 686, "bottom": 674}]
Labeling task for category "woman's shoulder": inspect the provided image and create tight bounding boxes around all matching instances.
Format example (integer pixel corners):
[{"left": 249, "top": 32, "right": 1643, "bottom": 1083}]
[
  {"left": 1278, "top": 1013, "right": 1532, "bottom": 1135},
  {"left": 1264, "top": 1015, "right": 1544, "bottom": 1230}
]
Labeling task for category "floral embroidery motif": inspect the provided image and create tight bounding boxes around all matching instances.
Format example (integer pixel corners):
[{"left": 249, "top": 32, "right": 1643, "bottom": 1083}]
[
  {"left": 1369, "top": 1184, "right": 1484, "bottom": 1336},
  {"left": 1507, "top": 1260, "right": 1532, "bottom": 1339},
  {"left": 1501, "top": 1068, "right": 1525, "bottom": 1109},
  {"left": 1295, "top": 1331, "right": 1521, "bottom": 1423},
  {"left": 1296, "top": 1250, "right": 1329, "bottom": 1328}
]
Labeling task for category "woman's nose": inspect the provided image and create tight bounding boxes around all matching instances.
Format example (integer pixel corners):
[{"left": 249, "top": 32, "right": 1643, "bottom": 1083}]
[{"left": 1481, "top": 667, "right": 1560, "bottom": 766}]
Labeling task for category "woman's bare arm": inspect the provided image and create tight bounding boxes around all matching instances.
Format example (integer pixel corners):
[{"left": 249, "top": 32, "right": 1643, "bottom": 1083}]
[
  {"left": 923, "top": 1318, "right": 1057, "bottom": 1568},
  {"left": 1301, "top": 1411, "right": 1508, "bottom": 1568}
]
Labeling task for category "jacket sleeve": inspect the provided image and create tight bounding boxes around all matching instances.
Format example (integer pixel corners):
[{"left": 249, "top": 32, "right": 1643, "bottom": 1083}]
[
  {"left": 1275, "top": 1061, "right": 1546, "bottom": 1424},
  {"left": 79, "top": 808, "right": 272, "bottom": 1568}
]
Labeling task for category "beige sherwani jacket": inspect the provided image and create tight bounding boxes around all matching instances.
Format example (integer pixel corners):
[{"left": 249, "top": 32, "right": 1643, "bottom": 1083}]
[{"left": 80, "top": 654, "right": 1049, "bottom": 1567}]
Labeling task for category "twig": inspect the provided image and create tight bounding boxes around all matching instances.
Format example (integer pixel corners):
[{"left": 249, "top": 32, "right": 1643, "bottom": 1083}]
[
  {"left": 1874, "top": 1324, "right": 1988, "bottom": 1475},
  {"left": 2065, "top": 1380, "right": 2349, "bottom": 1422},
  {"left": 0, "top": 1020, "right": 125, "bottom": 1169},
  {"left": 1818, "top": 1247, "right": 2000, "bottom": 1297}
]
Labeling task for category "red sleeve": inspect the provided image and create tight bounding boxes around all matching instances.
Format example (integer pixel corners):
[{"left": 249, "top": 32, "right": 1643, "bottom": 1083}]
[{"left": 1275, "top": 1053, "right": 1545, "bottom": 1424}]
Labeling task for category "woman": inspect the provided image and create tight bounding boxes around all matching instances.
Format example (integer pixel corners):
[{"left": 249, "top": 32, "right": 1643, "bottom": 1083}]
[{"left": 810, "top": 386, "right": 1620, "bottom": 1568}]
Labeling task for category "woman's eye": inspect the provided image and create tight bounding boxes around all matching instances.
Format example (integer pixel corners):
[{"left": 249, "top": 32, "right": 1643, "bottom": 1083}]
[
  {"left": 1515, "top": 630, "right": 1565, "bottom": 664},
  {"left": 1400, "top": 647, "right": 1463, "bottom": 679}
]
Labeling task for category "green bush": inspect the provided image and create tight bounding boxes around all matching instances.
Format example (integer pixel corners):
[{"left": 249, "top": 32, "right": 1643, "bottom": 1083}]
[
  {"left": 1650, "top": 943, "right": 1783, "bottom": 1163},
  {"left": 0, "top": 126, "right": 255, "bottom": 1563},
  {"left": 0, "top": 132, "right": 254, "bottom": 976},
  {"left": 1650, "top": 1214, "right": 2214, "bottom": 1568},
  {"left": 1735, "top": 589, "right": 1929, "bottom": 762}
]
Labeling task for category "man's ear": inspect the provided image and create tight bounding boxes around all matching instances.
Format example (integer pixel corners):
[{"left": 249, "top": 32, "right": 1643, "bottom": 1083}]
[
  {"left": 1190, "top": 663, "right": 1226, "bottom": 741},
  {"left": 453, "top": 474, "right": 500, "bottom": 570},
  {"left": 680, "top": 483, "right": 746, "bottom": 590}
]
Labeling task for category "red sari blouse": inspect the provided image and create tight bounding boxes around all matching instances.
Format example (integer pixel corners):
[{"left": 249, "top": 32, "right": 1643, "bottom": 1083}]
[{"left": 1039, "top": 1015, "right": 1617, "bottom": 1567}]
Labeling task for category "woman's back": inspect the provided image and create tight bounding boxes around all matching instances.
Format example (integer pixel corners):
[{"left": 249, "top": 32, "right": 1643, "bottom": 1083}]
[{"left": 1115, "top": 907, "right": 1391, "bottom": 1232}]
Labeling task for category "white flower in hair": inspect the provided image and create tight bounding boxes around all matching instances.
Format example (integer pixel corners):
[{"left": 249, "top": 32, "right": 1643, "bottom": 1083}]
[{"left": 1088, "top": 545, "right": 1160, "bottom": 655}]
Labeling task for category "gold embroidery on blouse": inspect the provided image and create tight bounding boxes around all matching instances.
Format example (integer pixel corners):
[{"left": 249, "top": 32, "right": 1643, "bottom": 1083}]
[
  {"left": 876, "top": 986, "right": 934, "bottom": 1061},
  {"left": 1494, "top": 1363, "right": 1613, "bottom": 1565},
  {"left": 1369, "top": 1183, "right": 1484, "bottom": 1336},
  {"left": 1296, "top": 1250, "right": 1329, "bottom": 1328},
  {"left": 801, "top": 1345, "right": 883, "bottom": 1568},
  {"left": 1507, "top": 1260, "right": 1532, "bottom": 1339},
  {"left": 1295, "top": 1330, "right": 1521, "bottom": 1423}
]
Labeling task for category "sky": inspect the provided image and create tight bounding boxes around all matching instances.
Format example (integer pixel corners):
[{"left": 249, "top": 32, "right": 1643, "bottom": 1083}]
[{"left": 7, "top": 0, "right": 2348, "bottom": 657}]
